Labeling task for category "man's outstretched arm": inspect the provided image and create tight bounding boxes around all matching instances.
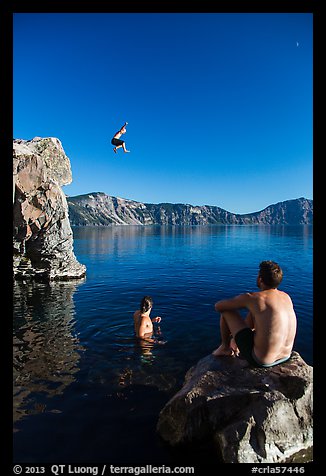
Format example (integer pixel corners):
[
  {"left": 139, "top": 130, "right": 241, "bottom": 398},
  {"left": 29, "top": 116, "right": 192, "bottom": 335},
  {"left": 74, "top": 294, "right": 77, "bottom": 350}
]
[{"left": 214, "top": 293, "right": 251, "bottom": 313}]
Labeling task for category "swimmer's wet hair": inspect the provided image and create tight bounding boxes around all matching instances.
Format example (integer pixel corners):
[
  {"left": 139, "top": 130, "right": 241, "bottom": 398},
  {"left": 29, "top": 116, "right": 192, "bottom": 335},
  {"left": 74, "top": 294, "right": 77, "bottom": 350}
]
[
  {"left": 140, "top": 296, "right": 153, "bottom": 313},
  {"left": 259, "top": 260, "right": 283, "bottom": 288}
]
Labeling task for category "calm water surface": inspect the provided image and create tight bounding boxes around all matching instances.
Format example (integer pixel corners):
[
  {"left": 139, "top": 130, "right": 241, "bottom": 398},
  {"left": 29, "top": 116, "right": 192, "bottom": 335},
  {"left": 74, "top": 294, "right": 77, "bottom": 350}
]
[{"left": 13, "top": 225, "right": 313, "bottom": 464}]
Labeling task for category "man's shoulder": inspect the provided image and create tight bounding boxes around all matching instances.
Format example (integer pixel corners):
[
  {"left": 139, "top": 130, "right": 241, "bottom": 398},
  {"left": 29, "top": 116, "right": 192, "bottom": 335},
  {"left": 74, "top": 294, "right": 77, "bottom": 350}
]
[
  {"left": 245, "top": 291, "right": 263, "bottom": 302},
  {"left": 234, "top": 292, "right": 257, "bottom": 305},
  {"left": 244, "top": 291, "right": 259, "bottom": 298}
]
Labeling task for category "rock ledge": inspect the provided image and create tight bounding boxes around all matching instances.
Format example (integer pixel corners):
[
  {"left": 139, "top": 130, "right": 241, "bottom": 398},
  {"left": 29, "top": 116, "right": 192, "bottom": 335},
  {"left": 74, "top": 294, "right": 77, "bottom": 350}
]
[{"left": 157, "top": 351, "right": 313, "bottom": 463}]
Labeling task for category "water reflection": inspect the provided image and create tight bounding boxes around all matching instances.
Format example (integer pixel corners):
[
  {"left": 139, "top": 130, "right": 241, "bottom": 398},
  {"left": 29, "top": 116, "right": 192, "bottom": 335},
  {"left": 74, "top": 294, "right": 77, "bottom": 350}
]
[
  {"left": 132, "top": 326, "right": 167, "bottom": 365},
  {"left": 72, "top": 224, "right": 312, "bottom": 254},
  {"left": 13, "top": 280, "right": 85, "bottom": 428},
  {"left": 106, "top": 329, "right": 174, "bottom": 394},
  {"left": 136, "top": 338, "right": 155, "bottom": 363}
]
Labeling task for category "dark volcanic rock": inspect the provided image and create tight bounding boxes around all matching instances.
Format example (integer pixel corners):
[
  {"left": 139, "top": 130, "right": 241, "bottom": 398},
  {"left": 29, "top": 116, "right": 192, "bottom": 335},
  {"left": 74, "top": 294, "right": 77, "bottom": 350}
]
[
  {"left": 13, "top": 137, "right": 86, "bottom": 280},
  {"left": 156, "top": 351, "right": 313, "bottom": 463}
]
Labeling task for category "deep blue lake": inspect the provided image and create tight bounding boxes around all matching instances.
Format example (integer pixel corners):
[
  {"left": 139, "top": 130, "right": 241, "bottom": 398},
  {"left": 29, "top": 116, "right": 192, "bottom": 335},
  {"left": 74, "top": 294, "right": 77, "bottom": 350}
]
[{"left": 13, "top": 225, "right": 313, "bottom": 464}]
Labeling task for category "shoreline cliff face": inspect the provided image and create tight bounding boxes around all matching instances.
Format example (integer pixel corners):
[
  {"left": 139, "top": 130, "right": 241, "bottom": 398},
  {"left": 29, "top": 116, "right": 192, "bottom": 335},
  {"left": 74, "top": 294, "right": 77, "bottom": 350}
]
[
  {"left": 67, "top": 192, "right": 313, "bottom": 226},
  {"left": 13, "top": 137, "right": 86, "bottom": 280},
  {"left": 67, "top": 193, "right": 313, "bottom": 226}
]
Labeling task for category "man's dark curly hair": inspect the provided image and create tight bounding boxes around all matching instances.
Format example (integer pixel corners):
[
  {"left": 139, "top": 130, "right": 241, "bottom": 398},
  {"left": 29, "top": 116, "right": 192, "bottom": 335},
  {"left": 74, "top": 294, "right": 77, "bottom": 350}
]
[{"left": 259, "top": 261, "right": 283, "bottom": 288}]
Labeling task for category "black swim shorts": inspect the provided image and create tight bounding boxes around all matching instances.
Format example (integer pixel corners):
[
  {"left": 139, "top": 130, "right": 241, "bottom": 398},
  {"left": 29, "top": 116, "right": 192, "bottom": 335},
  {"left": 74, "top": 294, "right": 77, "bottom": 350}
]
[
  {"left": 234, "top": 327, "right": 257, "bottom": 366},
  {"left": 111, "top": 138, "right": 124, "bottom": 146},
  {"left": 234, "top": 327, "right": 291, "bottom": 368}
]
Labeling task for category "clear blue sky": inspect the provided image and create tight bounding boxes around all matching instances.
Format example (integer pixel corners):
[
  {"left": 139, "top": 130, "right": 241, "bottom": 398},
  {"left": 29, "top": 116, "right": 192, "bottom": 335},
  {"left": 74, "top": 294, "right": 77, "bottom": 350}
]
[{"left": 13, "top": 13, "right": 313, "bottom": 214}]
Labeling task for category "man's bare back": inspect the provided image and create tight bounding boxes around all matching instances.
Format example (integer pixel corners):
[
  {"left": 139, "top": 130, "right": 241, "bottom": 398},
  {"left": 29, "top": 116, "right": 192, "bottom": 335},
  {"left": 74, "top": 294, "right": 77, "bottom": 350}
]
[
  {"left": 212, "top": 261, "right": 297, "bottom": 367},
  {"left": 238, "top": 289, "right": 296, "bottom": 363}
]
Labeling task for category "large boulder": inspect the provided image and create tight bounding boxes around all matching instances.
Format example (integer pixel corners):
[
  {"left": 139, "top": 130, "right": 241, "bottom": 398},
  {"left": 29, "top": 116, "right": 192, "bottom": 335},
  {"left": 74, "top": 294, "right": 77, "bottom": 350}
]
[
  {"left": 157, "top": 351, "right": 313, "bottom": 463},
  {"left": 13, "top": 137, "right": 86, "bottom": 280}
]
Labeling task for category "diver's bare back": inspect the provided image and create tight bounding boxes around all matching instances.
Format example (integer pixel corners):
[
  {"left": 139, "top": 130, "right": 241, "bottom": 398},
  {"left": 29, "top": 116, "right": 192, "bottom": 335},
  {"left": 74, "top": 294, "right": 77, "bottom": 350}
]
[{"left": 246, "top": 289, "right": 297, "bottom": 364}]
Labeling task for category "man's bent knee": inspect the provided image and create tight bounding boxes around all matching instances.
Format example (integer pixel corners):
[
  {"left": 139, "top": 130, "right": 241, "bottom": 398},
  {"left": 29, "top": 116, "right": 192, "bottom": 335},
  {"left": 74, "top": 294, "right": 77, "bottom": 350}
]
[{"left": 221, "top": 310, "right": 248, "bottom": 337}]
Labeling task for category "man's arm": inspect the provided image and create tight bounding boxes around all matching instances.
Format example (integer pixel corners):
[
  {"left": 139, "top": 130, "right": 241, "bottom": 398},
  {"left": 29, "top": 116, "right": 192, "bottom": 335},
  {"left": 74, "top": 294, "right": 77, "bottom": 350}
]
[
  {"left": 214, "top": 293, "right": 252, "bottom": 313},
  {"left": 245, "top": 311, "right": 255, "bottom": 329}
]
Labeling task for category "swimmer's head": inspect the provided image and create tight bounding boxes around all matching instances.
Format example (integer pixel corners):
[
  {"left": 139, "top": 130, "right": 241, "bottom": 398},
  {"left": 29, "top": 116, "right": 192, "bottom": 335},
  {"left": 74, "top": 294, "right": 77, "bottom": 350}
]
[{"left": 140, "top": 296, "right": 153, "bottom": 313}]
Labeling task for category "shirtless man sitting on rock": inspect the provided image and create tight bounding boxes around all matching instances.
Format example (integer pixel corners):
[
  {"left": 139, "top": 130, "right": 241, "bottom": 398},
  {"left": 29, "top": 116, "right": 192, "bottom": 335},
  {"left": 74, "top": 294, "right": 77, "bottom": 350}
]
[{"left": 212, "top": 260, "right": 297, "bottom": 367}]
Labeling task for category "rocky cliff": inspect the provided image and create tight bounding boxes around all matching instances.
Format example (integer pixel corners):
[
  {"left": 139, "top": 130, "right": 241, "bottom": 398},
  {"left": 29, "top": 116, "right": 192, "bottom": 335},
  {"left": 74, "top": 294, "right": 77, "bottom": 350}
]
[
  {"left": 13, "top": 137, "right": 86, "bottom": 280},
  {"left": 67, "top": 193, "right": 313, "bottom": 226},
  {"left": 157, "top": 352, "right": 313, "bottom": 463}
]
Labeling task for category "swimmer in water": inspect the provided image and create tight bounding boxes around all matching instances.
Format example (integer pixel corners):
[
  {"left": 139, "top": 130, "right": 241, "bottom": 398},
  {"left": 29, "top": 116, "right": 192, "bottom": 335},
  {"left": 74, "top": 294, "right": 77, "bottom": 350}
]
[{"left": 133, "top": 296, "right": 162, "bottom": 342}]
